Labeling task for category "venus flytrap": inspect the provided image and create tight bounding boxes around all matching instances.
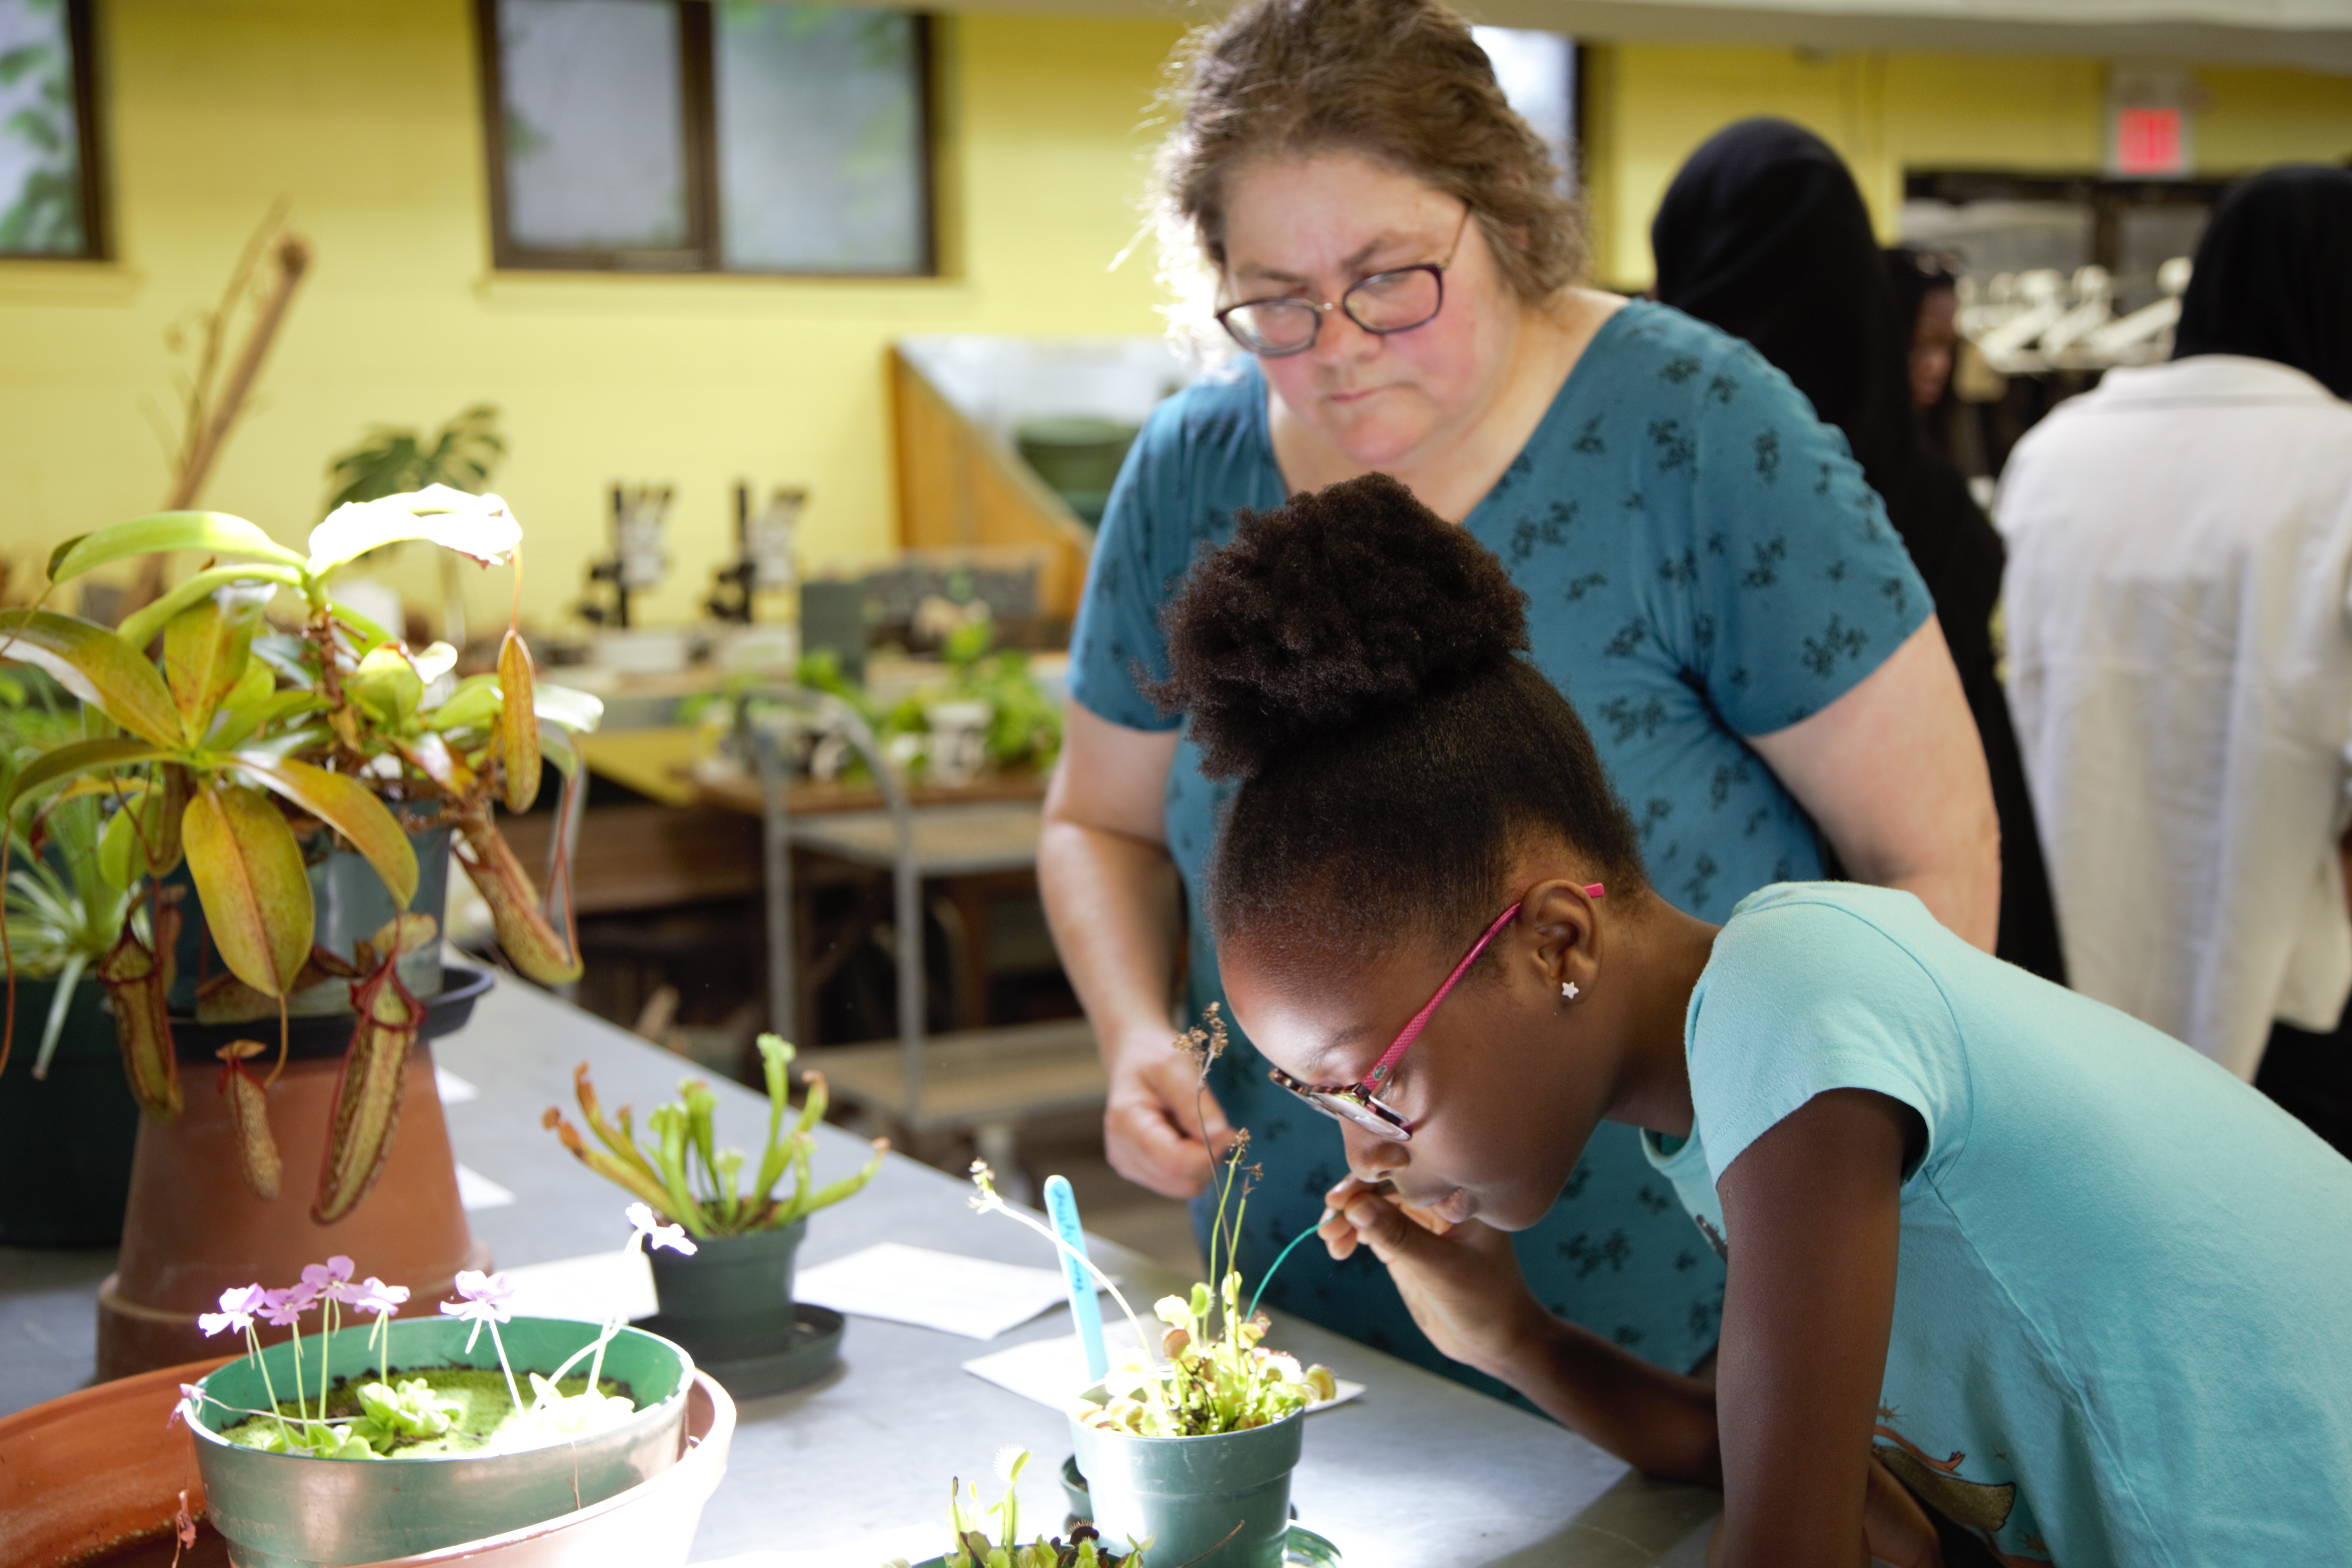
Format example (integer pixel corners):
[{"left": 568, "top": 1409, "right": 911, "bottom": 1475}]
[{"left": 884, "top": 1447, "right": 1148, "bottom": 1568}]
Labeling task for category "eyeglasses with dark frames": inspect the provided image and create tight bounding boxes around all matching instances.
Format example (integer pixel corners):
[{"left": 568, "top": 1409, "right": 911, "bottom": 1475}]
[
  {"left": 1215, "top": 206, "right": 1474, "bottom": 359},
  {"left": 1266, "top": 884, "right": 1605, "bottom": 1144}
]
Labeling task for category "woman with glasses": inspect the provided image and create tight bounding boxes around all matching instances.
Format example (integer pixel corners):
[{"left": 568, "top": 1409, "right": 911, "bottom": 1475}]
[
  {"left": 1152, "top": 472, "right": 2352, "bottom": 1566},
  {"left": 1042, "top": 0, "right": 1997, "bottom": 1390}
]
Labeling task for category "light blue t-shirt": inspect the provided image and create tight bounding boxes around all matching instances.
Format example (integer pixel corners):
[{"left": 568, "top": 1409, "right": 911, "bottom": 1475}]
[
  {"left": 1067, "top": 301, "right": 1932, "bottom": 1388},
  {"left": 1646, "top": 882, "right": 2352, "bottom": 1565}
]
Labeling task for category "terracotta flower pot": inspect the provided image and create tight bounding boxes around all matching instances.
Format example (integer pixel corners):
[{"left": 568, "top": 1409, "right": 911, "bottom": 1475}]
[
  {"left": 0, "top": 1355, "right": 736, "bottom": 1568},
  {"left": 97, "top": 1036, "right": 489, "bottom": 1381}
]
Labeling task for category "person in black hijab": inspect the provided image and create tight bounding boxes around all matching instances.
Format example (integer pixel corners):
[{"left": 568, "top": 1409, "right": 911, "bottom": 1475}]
[
  {"left": 1652, "top": 117, "right": 2066, "bottom": 984},
  {"left": 2174, "top": 165, "right": 2352, "bottom": 399}
]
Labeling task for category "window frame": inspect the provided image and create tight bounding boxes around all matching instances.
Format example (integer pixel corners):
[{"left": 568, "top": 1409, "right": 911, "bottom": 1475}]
[
  {"left": 473, "top": 0, "right": 937, "bottom": 278},
  {"left": 0, "top": 0, "right": 110, "bottom": 263}
]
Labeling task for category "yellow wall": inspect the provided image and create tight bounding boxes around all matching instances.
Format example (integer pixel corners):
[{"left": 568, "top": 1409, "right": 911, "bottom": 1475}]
[
  {"left": 1586, "top": 42, "right": 2352, "bottom": 289},
  {"left": 0, "top": 0, "right": 1183, "bottom": 634}
]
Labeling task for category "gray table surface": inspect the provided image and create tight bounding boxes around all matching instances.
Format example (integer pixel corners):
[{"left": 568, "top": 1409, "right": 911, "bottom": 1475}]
[{"left": 0, "top": 977, "right": 1719, "bottom": 1566}]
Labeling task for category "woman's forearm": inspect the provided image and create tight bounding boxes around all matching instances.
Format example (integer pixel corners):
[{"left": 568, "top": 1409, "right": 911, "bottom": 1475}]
[{"left": 1037, "top": 817, "right": 1184, "bottom": 1056}]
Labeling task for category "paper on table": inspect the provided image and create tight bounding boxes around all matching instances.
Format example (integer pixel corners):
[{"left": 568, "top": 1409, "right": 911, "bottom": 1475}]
[
  {"left": 963, "top": 1330, "right": 1365, "bottom": 1415},
  {"left": 793, "top": 1242, "right": 1116, "bottom": 1341},
  {"left": 495, "top": 1247, "right": 658, "bottom": 1323},
  {"left": 454, "top": 1163, "right": 515, "bottom": 1211}
]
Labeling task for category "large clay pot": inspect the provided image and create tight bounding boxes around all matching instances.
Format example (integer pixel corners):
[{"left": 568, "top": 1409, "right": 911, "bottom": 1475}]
[
  {"left": 97, "top": 1035, "right": 490, "bottom": 1381},
  {"left": 0, "top": 973, "right": 139, "bottom": 1245},
  {"left": 0, "top": 1356, "right": 737, "bottom": 1568}
]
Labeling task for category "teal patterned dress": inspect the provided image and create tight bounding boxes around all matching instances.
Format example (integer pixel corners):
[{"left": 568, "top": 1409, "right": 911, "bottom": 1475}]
[{"left": 1067, "top": 301, "right": 1930, "bottom": 1392}]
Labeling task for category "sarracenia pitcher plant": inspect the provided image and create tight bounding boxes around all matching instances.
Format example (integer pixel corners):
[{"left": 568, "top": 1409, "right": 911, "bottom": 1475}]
[{"left": 0, "top": 487, "right": 600, "bottom": 1223}]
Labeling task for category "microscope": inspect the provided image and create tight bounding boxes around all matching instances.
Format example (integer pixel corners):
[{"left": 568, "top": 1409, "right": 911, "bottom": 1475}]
[
  {"left": 578, "top": 484, "right": 672, "bottom": 628},
  {"left": 707, "top": 483, "right": 804, "bottom": 623}
]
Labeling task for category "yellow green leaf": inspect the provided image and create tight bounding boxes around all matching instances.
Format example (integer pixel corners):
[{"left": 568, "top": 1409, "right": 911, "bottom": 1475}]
[
  {"left": 162, "top": 591, "right": 264, "bottom": 746},
  {"left": 232, "top": 754, "right": 417, "bottom": 909},
  {"left": 0, "top": 610, "right": 183, "bottom": 749},
  {"left": 98, "top": 806, "right": 138, "bottom": 889},
  {"left": 115, "top": 564, "right": 296, "bottom": 654},
  {"left": 3, "top": 737, "right": 174, "bottom": 815},
  {"left": 183, "top": 784, "right": 314, "bottom": 998},
  {"left": 497, "top": 630, "right": 541, "bottom": 813},
  {"left": 47, "top": 512, "right": 305, "bottom": 586}
]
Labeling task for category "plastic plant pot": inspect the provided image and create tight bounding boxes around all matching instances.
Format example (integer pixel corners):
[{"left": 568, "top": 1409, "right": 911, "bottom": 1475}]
[
  {"left": 644, "top": 1219, "right": 804, "bottom": 1359},
  {"left": 186, "top": 1316, "right": 694, "bottom": 1568},
  {"left": 1067, "top": 1387, "right": 1305, "bottom": 1568}
]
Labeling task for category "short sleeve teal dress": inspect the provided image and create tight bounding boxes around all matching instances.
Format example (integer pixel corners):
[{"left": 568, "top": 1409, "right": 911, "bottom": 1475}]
[{"left": 1067, "top": 301, "right": 1930, "bottom": 1388}]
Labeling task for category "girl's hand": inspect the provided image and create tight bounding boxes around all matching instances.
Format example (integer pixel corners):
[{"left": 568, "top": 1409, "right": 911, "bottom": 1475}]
[{"left": 1319, "top": 1176, "right": 1544, "bottom": 1379}]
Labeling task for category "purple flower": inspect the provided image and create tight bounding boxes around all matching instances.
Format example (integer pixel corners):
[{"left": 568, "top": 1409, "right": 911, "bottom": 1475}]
[
  {"left": 301, "top": 1256, "right": 356, "bottom": 1305},
  {"left": 350, "top": 1276, "right": 409, "bottom": 1318},
  {"left": 197, "top": 1284, "right": 265, "bottom": 1338},
  {"left": 166, "top": 1383, "right": 205, "bottom": 1431},
  {"left": 626, "top": 1202, "right": 697, "bottom": 1256},
  {"left": 439, "top": 1269, "right": 515, "bottom": 1326},
  {"left": 256, "top": 1287, "right": 311, "bottom": 1330}
]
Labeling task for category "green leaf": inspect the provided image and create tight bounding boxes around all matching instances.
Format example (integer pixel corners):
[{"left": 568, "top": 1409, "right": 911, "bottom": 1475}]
[
  {"left": 183, "top": 782, "right": 314, "bottom": 997},
  {"left": 423, "top": 674, "right": 501, "bottom": 734},
  {"left": 232, "top": 753, "right": 417, "bottom": 909},
  {"left": 2, "top": 737, "right": 174, "bottom": 815},
  {"left": 306, "top": 485, "right": 521, "bottom": 577},
  {"left": 0, "top": 610, "right": 183, "bottom": 748},
  {"left": 538, "top": 720, "right": 580, "bottom": 779},
  {"left": 116, "top": 564, "right": 297, "bottom": 653},
  {"left": 534, "top": 682, "right": 604, "bottom": 734},
  {"left": 350, "top": 644, "right": 424, "bottom": 731},
  {"left": 47, "top": 512, "right": 305, "bottom": 586},
  {"left": 162, "top": 589, "right": 266, "bottom": 746},
  {"left": 98, "top": 806, "right": 138, "bottom": 889},
  {"left": 326, "top": 597, "right": 396, "bottom": 655},
  {"left": 207, "top": 689, "right": 321, "bottom": 752}
]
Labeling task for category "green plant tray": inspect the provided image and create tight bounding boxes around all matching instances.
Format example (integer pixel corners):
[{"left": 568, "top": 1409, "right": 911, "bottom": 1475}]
[
  {"left": 634, "top": 1303, "right": 843, "bottom": 1399},
  {"left": 905, "top": 1529, "right": 1338, "bottom": 1568}
]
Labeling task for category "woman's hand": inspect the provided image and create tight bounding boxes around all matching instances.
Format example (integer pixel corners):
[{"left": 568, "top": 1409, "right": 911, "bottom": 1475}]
[
  {"left": 1320, "top": 1176, "right": 1544, "bottom": 1379},
  {"left": 1105, "top": 1023, "right": 1233, "bottom": 1197}
]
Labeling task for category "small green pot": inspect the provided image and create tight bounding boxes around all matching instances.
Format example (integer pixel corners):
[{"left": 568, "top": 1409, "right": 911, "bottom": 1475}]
[
  {"left": 645, "top": 1218, "right": 806, "bottom": 1358},
  {"left": 0, "top": 974, "right": 136, "bottom": 1246},
  {"left": 187, "top": 1315, "right": 694, "bottom": 1568},
  {"left": 1067, "top": 1388, "right": 1305, "bottom": 1568}
]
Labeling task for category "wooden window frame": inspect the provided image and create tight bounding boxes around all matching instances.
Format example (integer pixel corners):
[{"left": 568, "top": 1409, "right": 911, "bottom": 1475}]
[
  {"left": 474, "top": 0, "right": 936, "bottom": 278},
  {"left": 1, "top": 0, "right": 109, "bottom": 262}
]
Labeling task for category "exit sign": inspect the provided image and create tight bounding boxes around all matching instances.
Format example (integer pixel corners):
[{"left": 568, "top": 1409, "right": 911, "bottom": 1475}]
[{"left": 2116, "top": 107, "right": 2186, "bottom": 175}]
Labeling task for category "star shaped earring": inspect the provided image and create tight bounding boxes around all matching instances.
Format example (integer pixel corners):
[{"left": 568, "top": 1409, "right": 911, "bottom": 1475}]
[{"left": 1561, "top": 981, "right": 1581, "bottom": 1000}]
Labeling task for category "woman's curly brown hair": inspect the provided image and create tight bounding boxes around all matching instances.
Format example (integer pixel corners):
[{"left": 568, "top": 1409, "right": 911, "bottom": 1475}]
[
  {"left": 1157, "top": 0, "right": 1586, "bottom": 307},
  {"left": 1152, "top": 474, "right": 1644, "bottom": 972}
]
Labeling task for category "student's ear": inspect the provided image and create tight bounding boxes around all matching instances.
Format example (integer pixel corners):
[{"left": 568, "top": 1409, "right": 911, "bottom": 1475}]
[{"left": 1521, "top": 878, "right": 1604, "bottom": 998}]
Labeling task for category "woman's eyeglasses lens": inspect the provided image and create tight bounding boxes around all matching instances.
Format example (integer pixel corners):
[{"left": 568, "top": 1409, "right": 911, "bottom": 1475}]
[
  {"left": 1221, "top": 265, "right": 1445, "bottom": 358},
  {"left": 1268, "top": 1065, "right": 1413, "bottom": 1142}
]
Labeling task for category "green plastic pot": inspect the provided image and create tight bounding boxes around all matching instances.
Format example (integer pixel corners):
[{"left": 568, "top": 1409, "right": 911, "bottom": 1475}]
[
  {"left": 645, "top": 1219, "right": 806, "bottom": 1358},
  {"left": 1067, "top": 1388, "right": 1305, "bottom": 1568},
  {"left": 0, "top": 973, "right": 137, "bottom": 1246},
  {"left": 187, "top": 1316, "right": 694, "bottom": 1568}
]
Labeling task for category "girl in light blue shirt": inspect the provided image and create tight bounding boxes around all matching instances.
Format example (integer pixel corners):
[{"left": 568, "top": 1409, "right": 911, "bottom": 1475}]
[{"left": 1155, "top": 472, "right": 2352, "bottom": 1566}]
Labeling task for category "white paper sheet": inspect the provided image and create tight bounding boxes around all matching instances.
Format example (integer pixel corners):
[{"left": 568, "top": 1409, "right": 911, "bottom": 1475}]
[
  {"left": 494, "top": 1247, "right": 658, "bottom": 1323},
  {"left": 962, "top": 1330, "right": 1365, "bottom": 1415},
  {"left": 434, "top": 1067, "right": 479, "bottom": 1103},
  {"left": 792, "top": 1242, "right": 1116, "bottom": 1341},
  {"left": 453, "top": 1163, "right": 515, "bottom": 1211}
]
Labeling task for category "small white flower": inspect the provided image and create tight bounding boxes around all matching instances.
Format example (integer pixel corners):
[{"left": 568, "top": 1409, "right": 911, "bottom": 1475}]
[{"left": 626, "top": 1201, "right": 697, "bottom": 1255}]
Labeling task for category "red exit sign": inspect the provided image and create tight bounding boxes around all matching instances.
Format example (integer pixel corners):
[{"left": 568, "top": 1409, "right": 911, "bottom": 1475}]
[{"left": 2116, "top": 106, "right": 2186, "bottom": 176}]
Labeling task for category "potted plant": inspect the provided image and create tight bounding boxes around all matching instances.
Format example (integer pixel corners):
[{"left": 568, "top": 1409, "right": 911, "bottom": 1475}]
[
  {"left": 0, "top": 677, "right": 146, "bottom": 1244},
  {"left": 966, "top": 1009, "right": 1336, "bottom": 1568},
  {"left": 544, "top": 1030, "right": 886, "bottom": 1391},
  {"left": 887, "top": 1446, "right": 1149, "bottom": 1568},
  {"left": 171, "top": 1207, "right": 703, "bottom": 1568},
  {"left": 0, "top": 488, "right": 601, "bottom": 1374}
]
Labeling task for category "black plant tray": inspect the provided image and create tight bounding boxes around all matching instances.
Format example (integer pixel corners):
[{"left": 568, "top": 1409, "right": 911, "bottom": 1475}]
[
  {"left": 163, "top": 963, "right": 496, "bottom": 1063},
  {"left": 637, "top": 1303, "right": 845, "bottom": 1399}
]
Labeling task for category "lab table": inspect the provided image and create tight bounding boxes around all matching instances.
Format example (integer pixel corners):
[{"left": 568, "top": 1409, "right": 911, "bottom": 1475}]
[{"left": 0, "top": 979, "right": 1719, "bottom": 1566}]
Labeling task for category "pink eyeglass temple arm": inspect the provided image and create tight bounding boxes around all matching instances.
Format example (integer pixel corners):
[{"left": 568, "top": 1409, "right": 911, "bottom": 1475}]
[{"left": 1362, "top": 884, "right": 1604, "bottom": 1091}]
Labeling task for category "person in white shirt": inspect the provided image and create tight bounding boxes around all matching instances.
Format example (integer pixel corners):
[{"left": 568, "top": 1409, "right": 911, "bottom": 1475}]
[{"left": 1997, "top": 166, "right": 2352, "bottom": 1149}]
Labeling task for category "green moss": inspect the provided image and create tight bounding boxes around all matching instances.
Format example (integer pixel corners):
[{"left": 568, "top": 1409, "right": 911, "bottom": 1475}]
[{"left": 221, "top": 1365, "right": 634, "bottom": 1458}]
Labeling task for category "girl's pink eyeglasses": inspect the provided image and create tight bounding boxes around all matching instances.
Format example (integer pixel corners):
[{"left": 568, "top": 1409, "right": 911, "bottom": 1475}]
[{"left": 1265, "top": 885, "right": 1604, "bottom": 1143}]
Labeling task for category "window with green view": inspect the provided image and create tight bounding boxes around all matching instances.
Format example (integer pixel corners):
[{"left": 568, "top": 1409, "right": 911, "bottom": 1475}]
[
  {"left": 0, "top": 0, "right": 100, "bottom": 258},
  {"left": 479, "top": 0, "right": 933, "bottom": 275}
]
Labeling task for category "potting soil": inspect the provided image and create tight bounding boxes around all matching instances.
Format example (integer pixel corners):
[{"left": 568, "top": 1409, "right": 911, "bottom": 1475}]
[{"left": 220, "top": 1366, "right": 634, "bottom": 1458}]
